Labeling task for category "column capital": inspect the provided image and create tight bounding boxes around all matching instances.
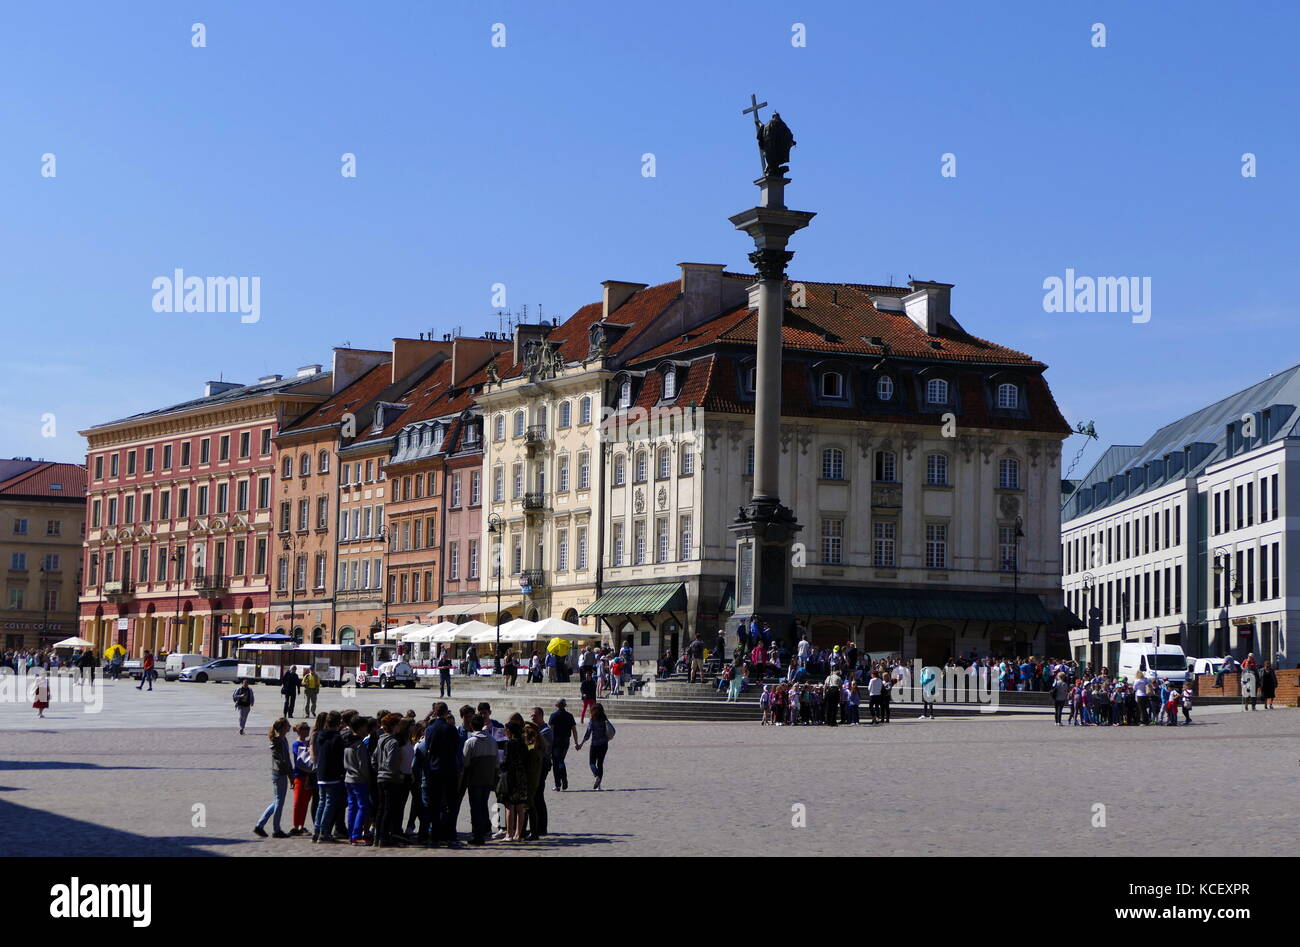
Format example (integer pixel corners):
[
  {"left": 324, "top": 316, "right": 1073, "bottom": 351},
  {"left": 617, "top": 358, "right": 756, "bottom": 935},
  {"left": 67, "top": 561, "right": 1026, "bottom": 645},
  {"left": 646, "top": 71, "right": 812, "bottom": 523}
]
[{"left": 747, "top": 249, "right": 795, "bottom": 282}]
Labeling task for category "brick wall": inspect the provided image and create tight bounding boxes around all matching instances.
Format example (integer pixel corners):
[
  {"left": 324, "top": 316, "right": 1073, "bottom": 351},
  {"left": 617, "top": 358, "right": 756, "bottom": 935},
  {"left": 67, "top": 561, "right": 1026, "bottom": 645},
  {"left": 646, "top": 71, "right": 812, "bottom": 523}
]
[{"left": 1195, "top": 669, "right": 1300, "bottom": 706}]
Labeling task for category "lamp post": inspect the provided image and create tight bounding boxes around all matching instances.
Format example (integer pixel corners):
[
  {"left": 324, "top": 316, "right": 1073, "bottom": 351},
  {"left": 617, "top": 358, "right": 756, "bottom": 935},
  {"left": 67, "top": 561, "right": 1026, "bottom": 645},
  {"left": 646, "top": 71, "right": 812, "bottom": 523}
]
[
  {"left": 282, "top": 536, "right": 304, "bottom": 644},
  {"left": 170, "top": 548, "right": 184, "bottom": 652},
  {"left": 487, "top": 512, "right": 503, "bottom": 673},
  {"left": 1212, "top": 548, "right": 1243, "bottom": 657},
  {"left": 1081, "top": 573, "right": 1097, "bottom": 671},
  {"left": 1011, "top": 516, "right": 1024, "bottom": 653},
  {"left": 376, "top": 524, "right": 389, "bottom": 647}
]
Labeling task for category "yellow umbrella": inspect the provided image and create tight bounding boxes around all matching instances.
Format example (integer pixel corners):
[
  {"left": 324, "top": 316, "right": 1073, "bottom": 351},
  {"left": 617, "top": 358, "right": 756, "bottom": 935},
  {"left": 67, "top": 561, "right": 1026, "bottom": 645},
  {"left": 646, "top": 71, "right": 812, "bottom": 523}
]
[
  {"left": 546, "top": 637, "right": 571, "bottom": 658},
  {"left": 104, "top": 644, "right": 126, "bottom": 659}
]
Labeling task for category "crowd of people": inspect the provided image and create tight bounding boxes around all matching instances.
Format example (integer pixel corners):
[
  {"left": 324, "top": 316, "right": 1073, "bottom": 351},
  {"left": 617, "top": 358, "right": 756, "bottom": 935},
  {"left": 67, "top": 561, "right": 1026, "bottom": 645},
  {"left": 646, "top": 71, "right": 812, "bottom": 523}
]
[{"left": 249, "top": 694, "right": 616, "bottom": 847}]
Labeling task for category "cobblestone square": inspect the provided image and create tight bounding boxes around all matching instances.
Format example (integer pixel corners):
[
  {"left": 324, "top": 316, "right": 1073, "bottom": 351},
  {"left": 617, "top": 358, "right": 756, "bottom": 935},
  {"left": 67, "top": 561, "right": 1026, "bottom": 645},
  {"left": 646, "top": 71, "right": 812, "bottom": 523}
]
[{"left": 1, "top": 678, "right": 1295, "bottom": 857}]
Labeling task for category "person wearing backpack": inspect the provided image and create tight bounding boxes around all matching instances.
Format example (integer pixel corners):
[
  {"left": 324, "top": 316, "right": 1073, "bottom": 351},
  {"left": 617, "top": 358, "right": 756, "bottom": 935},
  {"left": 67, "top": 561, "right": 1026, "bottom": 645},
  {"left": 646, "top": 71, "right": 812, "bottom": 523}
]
[
  {"left": 233, "top": 679, "right": 255, "bottom": 734},
  {"left": 301, "top": 667, "right": 320, "bottom": 717},
  {"left": 575, "top": 702, "right": 615, "bottom": 790}
]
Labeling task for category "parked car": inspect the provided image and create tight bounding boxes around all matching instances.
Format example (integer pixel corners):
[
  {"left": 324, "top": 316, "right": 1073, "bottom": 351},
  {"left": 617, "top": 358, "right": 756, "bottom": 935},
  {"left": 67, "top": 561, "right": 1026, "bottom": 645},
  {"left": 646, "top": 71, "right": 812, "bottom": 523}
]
[
  {"left": 357, "top": 657, "right": 417, "bottom": 689},
  {"left": 164, "top": 653, "right": 210, "bottom": 681},
  {"left": 1187, "top": 657, "right": 1225, "bottom": 677},
  {"left": 180, "top": 658, "right": 241, "bottom": 684}
]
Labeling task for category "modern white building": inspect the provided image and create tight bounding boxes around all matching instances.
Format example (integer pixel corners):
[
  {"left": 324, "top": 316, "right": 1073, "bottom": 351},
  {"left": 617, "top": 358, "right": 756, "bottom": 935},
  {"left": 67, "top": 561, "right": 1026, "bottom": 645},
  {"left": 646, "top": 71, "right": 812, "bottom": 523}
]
[{"left": 1062, "top": 366, "right": 1299, "bottom": 671}]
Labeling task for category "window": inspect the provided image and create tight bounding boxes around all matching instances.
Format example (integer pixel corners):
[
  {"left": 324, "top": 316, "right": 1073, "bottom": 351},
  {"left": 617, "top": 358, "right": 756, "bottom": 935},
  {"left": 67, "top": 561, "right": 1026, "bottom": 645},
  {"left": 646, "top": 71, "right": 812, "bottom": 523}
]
[
  {"left": 576, "top": 527, "right": 588, "bottom": 571},
  {"left": 872, "top": 522, "right": 895, "bottom": 567},
  {"left": 618, "top": 379, "right": 632, "bottom": 408},
  {"left": 216, "top": 483, "right": 228, "bottom": 514},
  {"left": 94, "top": 456, "right": 104, "bottom": 480},
  {"left": 655, "top": 518, "right": 669, "bottom": 562},
  {"left": 679, "top": 516, "right": 692, "bottom": 561},
  {"left": 218, "top": 435, "right": 230, "bottom": 462},
  {"left": 999, "top": 458, "right": 1020, "bottom": 490},
  {"left": 820, "top": 371, "right": 845, "bottom": 399},
  {"left": 999, "top": 526, "right": 1017, "bottom": 571},
  {"left": 46, "top": 519, "right": 62, "bottom": 537},
  {"left": 200, "top": 438, "right": 211, "bottom": 464},
  {"left": 449, "top": 542, "right": 461, "bottom": 579},
  {"left": 451, "top": 474, "right": 462, "bottom": 507},
  {"left": 260, "top": 429, "right": 272, "bottom": 455},
  {"left": 318, "top": 450, "right": 329, "bottom": 473},
  {"left": 745, "top": 443, "right": 755, "bottom": 477},
  {"left": 744, "top": 365, "right": 757, "bottom": 392},
  {"left": 300, "top": 454, "right": 311, "bottom": 478},
  {"left": 634, "top": 520, "right": 647, "bottom": 564},
  {"left": 470, "top": 471, "right": 481, "bottom": 505},
  {"left": 612, "top": 522, "right": 625, "bottom": 566},
  {"left": 821, "top": 518, "right": 844, "bottom": 564},
  {"left": 821, "top": 447, "right": 845, "bottom": 481},
  {"left": 926, "top": 453, "right": 949, "bottom": 486},
  {"left": 579, "top": 396, "right": 592, "bottom": 425},
  {"left": 613, "top": 454, "right": 626, "bottom": 486},
  {"left": 297, "top": 498, "right": 309, "bottom": 531},
  {"left": 578, "top": 452, "right": 591, "bottom": 491},
  {"left": 656, "top": 447, "right": 671, "bottom": 480},
  {"left": 876, "top": 376, "right": 894, "bottom": 401},
  {"left": 468, "top": 540, "right": 479, "bottom": 579},
  {"left": 557, "top": 529, "right": 569, "bottom": 572},
  {"left": 180, "top": 442, "right": 191, "bottom": 467},
  {"left": 314, "top": 554, "right": 326, "bottom": 589},
  {"left": 162, "top": 445, "right": 173, "bottom": 469},
  {"left": 493, "top": 467, "right": 504, "bottom": 503},
  {"left": 558, "top": 456, "right": 570, "bottom": 493},
  {"left": 316, "top": 496, "right": 328, "bottom": 529},
  {"left": 110, "top": 454, "right": 120, "bottom": 477},
  {"left": 874, "top": 450, "right": 896, "bottom": 482},
  {"left": 559, "top": 401, "right": 572, "bottom": 428},
  {"left": 494, "top": 415, "right": 505, "bottom": 441},
  {"left": 996, "top": 383, "right": 1019, "bottom": 409},
  {"left": 257, "top": 477, "right": 271, "bottom": 509},
  {"left": 196, "top": 486, "right": 208, "bottom": 515},
  {"left": 662, "top": 370, "right": 677, "bottom": 399},
  {"left": 237, "top": 480, "right": 249, "bottom": 512},
  {"left": 925, "top": 523, "right": 948, "bottom": 569},
  {"left": 513, "top": 410, "right": 525, "bottom": 438},
  {"left": 280, "top": 502, "right": 291, "bottom": 534},
  {"left": 926, "top": 378, "right": 949, "bottom": 405},
  {"left": 680, "top": 444, "right": 695, "bottom": 476},
  {"left": 239, "top": 432, "right": 251, "bottom": 458},
  {"left": 10, "top": 553, "right": 26, "bottom": 570},
  {"left": 634, "top": 451, "right": 648, "bottom": 483},
  {"left": 511, "top": 463, "right": 523, "bottom": 499},
  {"left": 144, "top": 448, "right": 154, "bottom": 472}
]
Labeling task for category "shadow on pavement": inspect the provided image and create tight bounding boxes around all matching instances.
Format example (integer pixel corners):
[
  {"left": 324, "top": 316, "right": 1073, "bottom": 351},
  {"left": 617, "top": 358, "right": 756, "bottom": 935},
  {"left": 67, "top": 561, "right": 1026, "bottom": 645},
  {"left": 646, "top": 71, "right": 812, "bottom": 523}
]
[{"left": 0, "top": 797, "right": 240, "bottom": 857}]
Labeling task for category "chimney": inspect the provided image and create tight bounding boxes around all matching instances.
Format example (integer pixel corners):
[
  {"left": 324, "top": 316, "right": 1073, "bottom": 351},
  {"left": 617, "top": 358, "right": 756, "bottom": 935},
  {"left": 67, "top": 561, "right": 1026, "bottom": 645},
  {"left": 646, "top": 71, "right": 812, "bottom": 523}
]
[
  {"left": 902, "top": 280, "right": 955, "bottom": 335},
  {"left": 390, "top": 338, "right": 450, "bottom": 385},
  {"left": 257, "top": 374, "right": 282, "bottom": 385},
  {"left": 602, "top": 280, "right": 647, "bottom": 320},
  {"left": 512, "top": 322, "right": 552, "bottom": 366},
  {"left": 296, "top": 364, "right": 322, "bottom": 378},
  {"left": 451, "top": 336, "right": 512, "bottom": 387},
  {"left": 204, "top": 381, "right": 243, "bottom": 397},
  {"left": 330, "top": 348, "right": 388, "bottom": 395}
]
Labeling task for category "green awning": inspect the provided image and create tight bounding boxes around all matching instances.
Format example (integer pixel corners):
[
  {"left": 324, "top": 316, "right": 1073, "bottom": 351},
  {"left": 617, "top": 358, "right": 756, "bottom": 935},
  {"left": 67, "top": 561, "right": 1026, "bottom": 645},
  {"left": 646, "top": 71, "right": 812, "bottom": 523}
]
[
  {"left": 582, "top": 582, "right": 687, "bottom": 617},
  {"left": 792, "top": 584, "right": 1052, "bottom": 625}
]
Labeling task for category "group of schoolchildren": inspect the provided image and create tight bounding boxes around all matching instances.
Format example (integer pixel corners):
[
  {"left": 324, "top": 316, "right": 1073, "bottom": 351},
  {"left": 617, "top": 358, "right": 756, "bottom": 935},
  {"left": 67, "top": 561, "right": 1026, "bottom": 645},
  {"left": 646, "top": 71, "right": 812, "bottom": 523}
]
[
  {"left": 756, "top": 668, "right": 908, "bottom": 726},
  {"left": 1052, "top": 672, "right": 1193, "bottom": 726}
]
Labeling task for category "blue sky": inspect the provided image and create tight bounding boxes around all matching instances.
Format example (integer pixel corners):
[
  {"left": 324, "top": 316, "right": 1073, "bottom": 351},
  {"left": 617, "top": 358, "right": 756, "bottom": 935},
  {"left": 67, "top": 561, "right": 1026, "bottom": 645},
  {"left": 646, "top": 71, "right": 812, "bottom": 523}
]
[{"left": 4, "top": 0, "right": 1299, "bottom": 477}]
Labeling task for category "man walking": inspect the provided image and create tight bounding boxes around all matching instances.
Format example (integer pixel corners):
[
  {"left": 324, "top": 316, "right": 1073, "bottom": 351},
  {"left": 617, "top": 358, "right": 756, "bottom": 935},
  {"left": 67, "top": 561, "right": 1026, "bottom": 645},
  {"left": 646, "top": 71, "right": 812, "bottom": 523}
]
[
  {"left": 280, "top": 666, "right": 301, "bottom": 718},
  {"left": 548, "top": 698, "right": 576, "bottom": 791},
  {"left": 136, "top": 650, "right": 155, "bottom": 691},
  {"left": 301, "top": 666, "right": 320, "bottom": 717},
  {"left": 437, "top": 650, "right": 453, "bottom": 697},
  {"left": 233, "top": 678, "right": 255, "bottom": 734},
  {"left": 687, "top": 634, "right": 704, "bottom": 683}
]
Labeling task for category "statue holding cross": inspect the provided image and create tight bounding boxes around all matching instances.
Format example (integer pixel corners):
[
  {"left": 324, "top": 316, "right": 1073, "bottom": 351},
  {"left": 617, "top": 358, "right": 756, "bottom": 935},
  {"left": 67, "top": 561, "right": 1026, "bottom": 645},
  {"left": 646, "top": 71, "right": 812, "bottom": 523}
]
[{"left": 743, "top": 93, "right": 796, "bottom": 176}]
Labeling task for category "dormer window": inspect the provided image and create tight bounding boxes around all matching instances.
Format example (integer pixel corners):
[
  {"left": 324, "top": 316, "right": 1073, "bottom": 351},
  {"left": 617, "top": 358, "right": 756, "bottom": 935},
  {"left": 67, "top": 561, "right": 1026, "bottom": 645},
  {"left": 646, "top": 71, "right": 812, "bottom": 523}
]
[
  {"left": 926, "top": 378, "right": 950, "bottom": 405},
  {"left": 821, "top": 371, "right": 845, "bottom": 399},
  {"left": 465, "top": 423, "right": 479, "bottom": 446},
  {"left": 996, "top": 383, "right": 1019, "bottom": 409},
  {"left": 433, "top": 426, "right": 445, "bottom": 451},
  {"left": 662, "top": 369, "right": 677, "bottom": 400},
  {"left": 876, "top": 375, "right": 894, "bottom": 401},
  {"left": 618, "top": 379, "right": 632, "bottom": 409}
]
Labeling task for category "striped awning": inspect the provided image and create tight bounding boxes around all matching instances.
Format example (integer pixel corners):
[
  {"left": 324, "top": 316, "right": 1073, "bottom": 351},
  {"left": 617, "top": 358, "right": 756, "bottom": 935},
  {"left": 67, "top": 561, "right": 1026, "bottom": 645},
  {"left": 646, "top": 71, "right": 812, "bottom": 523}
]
[
  {"left": 581, "top": 582, "right": 687, "bottom": 617},
  {"left": 792, "top": 585, "right": 1052, "bottom": 624}
]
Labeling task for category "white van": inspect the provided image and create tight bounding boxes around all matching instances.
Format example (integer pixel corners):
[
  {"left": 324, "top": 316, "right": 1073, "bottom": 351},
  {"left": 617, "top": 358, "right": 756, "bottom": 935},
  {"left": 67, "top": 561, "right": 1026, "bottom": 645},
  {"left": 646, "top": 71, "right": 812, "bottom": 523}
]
[
  {"left": 1117, "top": 643, "right": 1189, "bottom": 683},
  {"left": 1187, "top": 657, "right": 1224, "bottom": 678},
  {"left": 164, "top": 653, "right": 210, "bottom": 681}
]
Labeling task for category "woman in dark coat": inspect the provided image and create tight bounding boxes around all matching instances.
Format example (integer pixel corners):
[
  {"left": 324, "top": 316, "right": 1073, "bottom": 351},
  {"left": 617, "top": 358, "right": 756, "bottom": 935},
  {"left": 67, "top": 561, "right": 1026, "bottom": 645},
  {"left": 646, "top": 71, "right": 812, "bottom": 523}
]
[
  {"left": 502, "top": 720, "right": 530, "bottom": 841},
  {"left": 1260, "top": 662, "right": 1279, "bottom": 709}
]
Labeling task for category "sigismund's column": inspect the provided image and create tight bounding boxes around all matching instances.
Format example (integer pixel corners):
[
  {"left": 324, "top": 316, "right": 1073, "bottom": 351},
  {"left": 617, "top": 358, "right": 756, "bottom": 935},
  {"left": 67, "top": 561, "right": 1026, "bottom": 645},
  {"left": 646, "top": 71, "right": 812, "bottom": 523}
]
[{"left": 726, "top": 103, "right": 814, "bottom": 645}]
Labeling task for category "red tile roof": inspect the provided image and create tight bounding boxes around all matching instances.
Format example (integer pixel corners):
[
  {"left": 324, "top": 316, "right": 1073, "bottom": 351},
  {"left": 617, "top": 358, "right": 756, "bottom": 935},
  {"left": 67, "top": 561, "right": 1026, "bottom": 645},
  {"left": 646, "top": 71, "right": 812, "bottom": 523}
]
[
  {"left": 0, "top": 461, "right": 87, "bottom": 499},
  {"left": 279, "top": 361, "right": 394, "bottom": 436}
]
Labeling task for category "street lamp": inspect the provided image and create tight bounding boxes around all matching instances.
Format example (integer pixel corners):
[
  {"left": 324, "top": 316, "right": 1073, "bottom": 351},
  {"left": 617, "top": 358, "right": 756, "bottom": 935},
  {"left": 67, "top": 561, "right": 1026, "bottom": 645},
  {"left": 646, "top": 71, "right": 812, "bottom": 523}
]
[
  {"left": 170, "top": 548, "right": 184, "bottom": 651},
  {"left": 1212, "top": 548, "right": 1243, "bottom": 604},
  {"left": 487, "top": 512, "right": 503, "bottom": 673},
  {"left": 1011, "top": 516, "right": 1024, "bottom": 652},
  {"left": 376, "top": 524, "right": 389, "bottom": 646},
  {"left": 282, "top": 536, "right": 304, "bottom": 644}
]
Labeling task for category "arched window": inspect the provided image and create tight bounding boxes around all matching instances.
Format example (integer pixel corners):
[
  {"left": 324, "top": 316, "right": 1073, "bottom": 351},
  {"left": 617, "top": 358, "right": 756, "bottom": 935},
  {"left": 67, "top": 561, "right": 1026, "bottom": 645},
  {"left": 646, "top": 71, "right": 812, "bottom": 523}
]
[
  {"left": 536, "top": 405, "right": 547, "bottom": 431},
  {"left": 926, "top": 452, "right": 949, "bottom": 486},
  {"left": 558, "top": 401, "right": 572, "bottom": 428},
  {"left": 821, "top": 371, "right": 845, "bottom": 399},
  {"left": 281, "top": 456, "right": 293, "bottom": 479},
  {"left": 634, "top": 451, "right": 648, "bottom": 483},
  {"left": 317, "top": 450, "right": 329, "bottom": 473},
  {"left": 579, "top": 396, "right": 592, "bottom": 424},
  {"left": 999, "top": 457, "right": 1020, "bottom": 490},
  {"left": 874, "top": 450, "right": 896, "bottom": 482},
  {"left": 657, "top": 447, "right": 671, "bottom": 479},
  {"left": 926, "top": 378, "right": 950, "bottom": 405},
  {"left": 876, "top": 375, "right": 894, "bottom": 401},
  {"left": 747, "top": 366, "right": 757, "bottom": 391},
  {"left": 662, "top": 369, "right": 677, "bottom": 399},
  {"left": 493, "top": 414, "right": 505, "bottom": 441},
  {"left": 513, "top": 410, "right": 525, "bottom": 438},
  {"left": 618, "top": 379, "right": 632, "bottom": 408},
  {"left": 299, "top": 454, "right": 310, "bottom": 477},
  {"left": 821, "top": 447, "right": 845, "bottom": 481},
  {"left": 997, "top": 383, "right": 1019, "bottom": 409},
  {"left": 613, "top": 454, "right": 626, "bottom": 486}
]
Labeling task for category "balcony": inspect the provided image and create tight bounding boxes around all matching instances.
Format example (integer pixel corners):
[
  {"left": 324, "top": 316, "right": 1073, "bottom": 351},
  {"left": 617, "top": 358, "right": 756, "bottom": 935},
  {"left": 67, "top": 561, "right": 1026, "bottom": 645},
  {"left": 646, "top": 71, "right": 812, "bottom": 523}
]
[
  {"left": 524, "top": 425, "right": 549, "bottom": 455},
  {"left": 522, "top": 492, "right": 549, "bottom": 511},
  {"left": 194, "top": 573, "right": 229, "bottom": 597},
  {"left": 103, "top": 579, "right": 135, "bottom": 603},
  {"left": 521, "top": 569, "right": 545, "bottom": 591}
]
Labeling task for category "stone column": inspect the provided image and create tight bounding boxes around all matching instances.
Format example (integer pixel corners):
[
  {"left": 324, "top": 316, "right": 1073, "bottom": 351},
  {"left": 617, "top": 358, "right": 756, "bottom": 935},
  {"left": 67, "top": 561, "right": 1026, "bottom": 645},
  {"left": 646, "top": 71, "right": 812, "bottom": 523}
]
[{"left": 726, "top": 173, "right": 814, "bottom": 644}]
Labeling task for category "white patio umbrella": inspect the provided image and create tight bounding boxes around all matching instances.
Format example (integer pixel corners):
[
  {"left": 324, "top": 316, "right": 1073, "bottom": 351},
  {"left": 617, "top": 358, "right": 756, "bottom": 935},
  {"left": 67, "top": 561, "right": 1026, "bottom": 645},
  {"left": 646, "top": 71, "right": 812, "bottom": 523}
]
[
  {"left": 496, "top": 618, "right": 541, "bottom": 643},
  {"left": 531, "top": 616, "right": 600, "bottom": 640},
  {"left": 400, "top": 625, "right": 436, "bottom": 643},
  {"left": 456, "top": 620, "right": 500, "bottom": 645},
  {"left": 52, "top": 636, "right": 95, "bottom": 649}
]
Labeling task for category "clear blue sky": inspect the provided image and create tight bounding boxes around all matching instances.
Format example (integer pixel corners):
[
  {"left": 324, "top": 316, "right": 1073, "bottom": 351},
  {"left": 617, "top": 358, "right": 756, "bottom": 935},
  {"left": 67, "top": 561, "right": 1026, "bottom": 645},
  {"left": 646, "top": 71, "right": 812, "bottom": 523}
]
[{"left": 4, "top": 0, "right": 1299, "bottom": 478}]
